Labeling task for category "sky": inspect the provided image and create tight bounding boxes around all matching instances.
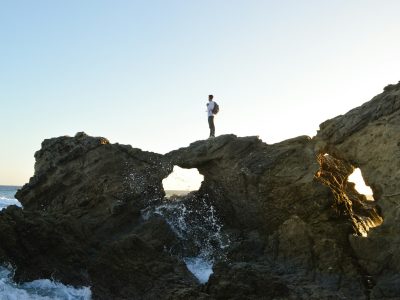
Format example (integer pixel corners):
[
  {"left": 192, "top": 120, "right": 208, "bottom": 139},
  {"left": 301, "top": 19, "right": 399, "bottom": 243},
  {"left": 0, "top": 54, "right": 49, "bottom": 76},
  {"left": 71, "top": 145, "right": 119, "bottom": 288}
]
[{"left": 1, "top": 0, "right": 400, "bottom": 186}]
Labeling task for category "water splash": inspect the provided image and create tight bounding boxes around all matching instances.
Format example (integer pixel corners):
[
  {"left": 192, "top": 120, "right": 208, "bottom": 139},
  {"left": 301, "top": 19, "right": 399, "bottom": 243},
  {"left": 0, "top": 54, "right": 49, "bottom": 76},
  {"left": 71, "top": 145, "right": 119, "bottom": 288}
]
[
  {"left": 0, "top": 267, "right": 91, "bottom": 300},
  {"left": 0, "top": 197, "right": 22, "bottom": 211},
  {"left": 142, "top": 194, "right": 230, "bottom": 283},
  {"left": 183, "top": 257, "right": 213, "bottom": 284},
  {"left": 0, "top": 186, "right": 22, "bottom": 211}
]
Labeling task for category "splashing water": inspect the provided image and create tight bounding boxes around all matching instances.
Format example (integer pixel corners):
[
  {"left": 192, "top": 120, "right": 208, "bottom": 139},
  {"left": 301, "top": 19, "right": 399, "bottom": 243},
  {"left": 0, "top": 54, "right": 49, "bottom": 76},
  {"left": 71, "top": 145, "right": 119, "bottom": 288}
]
[
  {"left": 0, "top": 197, "right": 22, "bottom": 211},
  {"left": 0, "top": 187, "right": 90, "bottom": 299},
  {"left": 0, "top": 186, "right": 22, "bottom": 211},
  {"left": 183, "top": 257, "right": 213, "bottom": 284},
  {"left": 142, "top": 194, "right": 230, "bottom": 283},
  {"left": 0, "top": 267, "right": 91, "bottom": 300}
]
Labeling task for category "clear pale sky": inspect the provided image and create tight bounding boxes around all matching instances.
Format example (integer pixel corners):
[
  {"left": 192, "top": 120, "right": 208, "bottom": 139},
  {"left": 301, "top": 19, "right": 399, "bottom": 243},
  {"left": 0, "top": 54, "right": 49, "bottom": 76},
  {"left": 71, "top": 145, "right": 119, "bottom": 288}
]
[{"left": 1, "top": 0, "right": 400, "bottom": 186}]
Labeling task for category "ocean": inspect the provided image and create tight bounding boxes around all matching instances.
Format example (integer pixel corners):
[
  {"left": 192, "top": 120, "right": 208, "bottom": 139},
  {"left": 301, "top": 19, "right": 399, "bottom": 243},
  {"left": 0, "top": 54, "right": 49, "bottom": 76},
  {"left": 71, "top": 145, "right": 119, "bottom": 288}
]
[{"left": 0, "top": 185, "right": 91, "bottom": 299}]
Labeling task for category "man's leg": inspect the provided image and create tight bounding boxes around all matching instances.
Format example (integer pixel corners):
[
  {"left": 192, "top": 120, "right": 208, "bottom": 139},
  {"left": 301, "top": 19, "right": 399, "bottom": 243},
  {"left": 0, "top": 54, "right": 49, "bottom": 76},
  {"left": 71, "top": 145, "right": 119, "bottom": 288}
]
[{"left": 208, "top": 116, "right": 215, "bottom": 137}]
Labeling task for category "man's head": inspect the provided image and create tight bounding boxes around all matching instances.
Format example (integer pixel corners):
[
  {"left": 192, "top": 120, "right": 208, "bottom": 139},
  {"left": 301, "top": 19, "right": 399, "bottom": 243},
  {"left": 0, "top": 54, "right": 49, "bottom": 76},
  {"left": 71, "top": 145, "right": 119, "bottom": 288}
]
[{"left": 208, "top": 95, "right": 214, "bottom": 101}]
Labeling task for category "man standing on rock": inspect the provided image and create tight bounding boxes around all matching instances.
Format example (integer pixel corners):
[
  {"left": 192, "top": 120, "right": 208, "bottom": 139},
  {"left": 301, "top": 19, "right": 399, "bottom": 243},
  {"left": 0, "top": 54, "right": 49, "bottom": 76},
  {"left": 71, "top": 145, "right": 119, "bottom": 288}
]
[{"left": 206, "top": 94, "right": 216, "bottom": 138}]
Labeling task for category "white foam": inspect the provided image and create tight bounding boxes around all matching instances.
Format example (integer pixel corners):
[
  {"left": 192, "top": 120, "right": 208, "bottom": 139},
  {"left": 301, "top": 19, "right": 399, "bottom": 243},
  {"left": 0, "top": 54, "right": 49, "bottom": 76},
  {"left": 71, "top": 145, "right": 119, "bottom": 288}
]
[
  {"left": 184, "top": 257, "right": 213, "bottom": 284},
  {"left": 142, "top": 196, "right": 230, "bottom": 284},
  {"left": 0, "top": 197, "right": 22, "bottom": 211},
  {"left": 0, "top": 267, "right": 91, "bottom": 300}
]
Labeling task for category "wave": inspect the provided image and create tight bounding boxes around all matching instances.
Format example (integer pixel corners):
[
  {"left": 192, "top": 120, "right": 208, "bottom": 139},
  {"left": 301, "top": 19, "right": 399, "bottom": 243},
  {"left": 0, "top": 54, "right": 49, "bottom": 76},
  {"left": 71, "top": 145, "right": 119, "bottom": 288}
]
[
  {"left": 0, "top": 267, "right": 91, "bottom": 299},
  {"left": 0, "top": 197, "right": 22, "bottom": 211}
]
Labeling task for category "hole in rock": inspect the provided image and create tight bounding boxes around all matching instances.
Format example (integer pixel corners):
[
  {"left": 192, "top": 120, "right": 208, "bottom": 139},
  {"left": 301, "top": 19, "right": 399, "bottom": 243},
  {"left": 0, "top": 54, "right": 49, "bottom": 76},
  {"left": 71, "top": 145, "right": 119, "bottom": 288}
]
[
  {"left": 348, "top": 168, "right": 374, "bottom": 201},
  {"left": 144, "top": 194, "right": 229, "bottom": 284},
  {"left": 315, "top": 154, "right": 382, "bottom": 237},
  {"left": 151, "top": 166, "right": 229, "bottom": 283},
  {"left": 162, "top": 166, "right": 204, "bottom": 198}
]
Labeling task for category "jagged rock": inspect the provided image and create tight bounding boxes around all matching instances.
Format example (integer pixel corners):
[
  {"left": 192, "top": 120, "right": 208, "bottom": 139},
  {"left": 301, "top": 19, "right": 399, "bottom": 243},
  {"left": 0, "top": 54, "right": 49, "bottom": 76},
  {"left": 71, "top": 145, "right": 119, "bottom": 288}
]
[
  {"left": 88, "top": 234, "right": 196, "bottom": 299},
  {"left": 1, "top": 132, "right": 198, "bottom": 299},
  {"left": 166, "top": 135, "right": 325, "bottom": 232},
  {"left": 315, "top": 82, "right": 400, "bottom": 296},
  {"left": 16, "top": 132, "right": 169, "bottom": 215},
  {"left": 168, "top": 134, "right": 373, "bottom": 297},
  {"left": 205, "top": 262, "right": 290, "bottom": 299},
  {"left": 1, "top": 81, "right": 400, "bottom": 299}
]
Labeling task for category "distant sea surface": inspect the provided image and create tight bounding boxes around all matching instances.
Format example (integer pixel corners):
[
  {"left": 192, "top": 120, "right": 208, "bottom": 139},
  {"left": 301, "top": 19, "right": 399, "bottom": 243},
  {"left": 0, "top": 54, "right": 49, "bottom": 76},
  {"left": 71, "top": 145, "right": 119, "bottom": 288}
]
[{"left": 165, "top": 190, "right": 191, "bottom": 198}]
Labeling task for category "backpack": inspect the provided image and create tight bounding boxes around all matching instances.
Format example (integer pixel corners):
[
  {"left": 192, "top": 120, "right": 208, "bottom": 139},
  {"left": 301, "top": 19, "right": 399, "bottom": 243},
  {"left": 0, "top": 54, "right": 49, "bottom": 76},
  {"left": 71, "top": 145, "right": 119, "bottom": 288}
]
[{"left": 212, "top": 102, "right": 219, "bottom": 114}]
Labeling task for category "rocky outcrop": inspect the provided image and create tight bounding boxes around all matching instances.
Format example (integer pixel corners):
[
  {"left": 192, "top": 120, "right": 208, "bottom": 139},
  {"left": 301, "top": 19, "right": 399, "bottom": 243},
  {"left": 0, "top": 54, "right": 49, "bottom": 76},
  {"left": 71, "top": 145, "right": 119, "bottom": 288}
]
[
  {"left": 315, "top": 81, "right": 400, "bottom": 299},
  {"left": 1, "top": 133, "right": 200, "bottom": 299},
  {"left": 167, "top": 134, "right": 377, "bottom": 298},
  {"left": 0, "top": 81, "right": 399, "bottom": 299}
]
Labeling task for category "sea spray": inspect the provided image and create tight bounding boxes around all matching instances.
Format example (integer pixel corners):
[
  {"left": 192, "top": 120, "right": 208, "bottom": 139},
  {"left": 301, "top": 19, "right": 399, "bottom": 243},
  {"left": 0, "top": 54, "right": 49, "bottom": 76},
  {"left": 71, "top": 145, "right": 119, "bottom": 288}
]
[
  {"left": 0, "top": 196, "right": 22, "bottom": 211},
  {"left": 0, "top": 186, "right": 22, "bottom": 211},
  {"left": 142, "top": 193, "right": 230, "bottom": 283},
  {"left": 0, "top": 187, "right": 90, "bottom": 299},
  {"left": 0, "top": 266, "right": 91, "bottom": 300},
  {"left": 183, "top": 257, "right": 213, "bottom": 284}
]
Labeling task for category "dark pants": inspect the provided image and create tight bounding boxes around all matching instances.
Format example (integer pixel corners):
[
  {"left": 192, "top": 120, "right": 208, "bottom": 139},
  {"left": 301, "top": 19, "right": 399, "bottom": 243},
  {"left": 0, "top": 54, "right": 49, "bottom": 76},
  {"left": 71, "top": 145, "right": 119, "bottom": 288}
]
[{"left": 208, "top": 116, "right": 215, "bottom": 137}]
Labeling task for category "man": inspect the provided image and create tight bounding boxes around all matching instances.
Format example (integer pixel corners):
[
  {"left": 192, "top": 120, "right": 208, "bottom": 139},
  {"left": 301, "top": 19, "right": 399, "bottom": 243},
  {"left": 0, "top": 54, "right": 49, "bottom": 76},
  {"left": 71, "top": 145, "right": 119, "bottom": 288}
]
[{"left": 206, "top": 94, "right": 216, "bottom": 138}]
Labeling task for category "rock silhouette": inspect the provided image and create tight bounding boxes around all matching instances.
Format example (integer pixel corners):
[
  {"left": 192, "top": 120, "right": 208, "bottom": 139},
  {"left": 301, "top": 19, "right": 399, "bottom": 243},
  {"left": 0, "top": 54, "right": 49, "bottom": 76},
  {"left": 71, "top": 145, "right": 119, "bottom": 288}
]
[{"left": 1, "top": 81, "right": 399, "bottom": 299}]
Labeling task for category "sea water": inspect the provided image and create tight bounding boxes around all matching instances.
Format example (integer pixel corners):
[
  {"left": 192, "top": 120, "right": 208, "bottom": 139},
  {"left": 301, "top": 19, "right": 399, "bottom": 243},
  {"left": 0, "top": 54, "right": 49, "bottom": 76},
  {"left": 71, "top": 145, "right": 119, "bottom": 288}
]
[
  {"left": 0, "top": 186, "right": 22, "bottom": 211},
  {"left": 142, "top": 194, "right": 230, "bottom": 284},
  {"left": 0, "top": 186, "right": 92, "bottom": 299}
]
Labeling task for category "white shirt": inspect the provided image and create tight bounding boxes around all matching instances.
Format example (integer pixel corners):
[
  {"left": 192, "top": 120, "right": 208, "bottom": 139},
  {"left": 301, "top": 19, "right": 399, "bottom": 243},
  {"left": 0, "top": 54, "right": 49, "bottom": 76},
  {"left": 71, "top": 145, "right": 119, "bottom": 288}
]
[{"left": 207, "top": 101, "right": 215, "bottom": 117}]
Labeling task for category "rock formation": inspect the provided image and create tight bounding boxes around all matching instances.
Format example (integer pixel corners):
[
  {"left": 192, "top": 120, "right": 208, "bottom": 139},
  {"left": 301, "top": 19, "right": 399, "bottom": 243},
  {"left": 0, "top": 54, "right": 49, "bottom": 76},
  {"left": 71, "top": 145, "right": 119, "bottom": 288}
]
[
  {"left": 1, "top": 133, "right": 199, "bottom": 299},
  {"left": 315, "top": 81, "right": 400, "bottom": 299},
  {"left": 0, "top": 81, "right": 399, "bottom": 299}
]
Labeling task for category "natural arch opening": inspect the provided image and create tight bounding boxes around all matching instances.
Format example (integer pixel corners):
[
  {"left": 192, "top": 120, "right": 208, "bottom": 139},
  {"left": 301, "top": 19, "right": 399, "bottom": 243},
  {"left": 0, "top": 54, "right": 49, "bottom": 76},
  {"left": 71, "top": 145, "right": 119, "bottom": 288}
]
[
  {"left": 162, "top": 166, "right": 204, "bottom": 198},
  {"left": 348, "top": 168, "right": 374, "bottom": 201},
  {"left": 315, "top": 153, "right": 383, "bottom": 237},
  {"left": 156, "top": 166, "right": 228, "bottom": 283}
]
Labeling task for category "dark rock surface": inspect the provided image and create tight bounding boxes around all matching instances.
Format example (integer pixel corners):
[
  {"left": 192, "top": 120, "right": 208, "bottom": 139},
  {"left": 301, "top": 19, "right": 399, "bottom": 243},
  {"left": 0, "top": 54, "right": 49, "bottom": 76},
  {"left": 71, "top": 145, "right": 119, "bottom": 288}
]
[
  {"left": 315, "top": 81, "right": 400, "bottom": 299},
  {"left": 1, "top": 82, "right": 400, "bottom": 299},
  {"left": 2, "top": 133, "right": 199, "bottom": 299}
]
